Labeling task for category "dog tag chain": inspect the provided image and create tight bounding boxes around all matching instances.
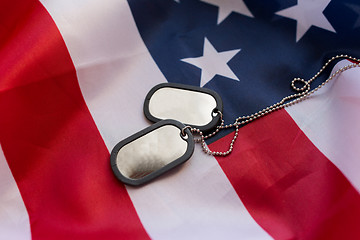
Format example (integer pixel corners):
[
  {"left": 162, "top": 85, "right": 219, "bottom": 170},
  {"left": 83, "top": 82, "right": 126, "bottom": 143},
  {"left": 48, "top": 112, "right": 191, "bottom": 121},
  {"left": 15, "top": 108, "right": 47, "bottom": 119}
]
[{"left": 111, "top": 55, "right": 360, "bottom": 186}]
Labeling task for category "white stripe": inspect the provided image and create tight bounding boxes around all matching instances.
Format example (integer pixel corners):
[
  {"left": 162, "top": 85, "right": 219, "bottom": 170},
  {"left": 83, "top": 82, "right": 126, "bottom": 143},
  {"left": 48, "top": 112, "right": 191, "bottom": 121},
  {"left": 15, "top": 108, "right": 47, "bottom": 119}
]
[
  {"left": 286, "top": 60, "right": 360, "bottom": 192},
  {"left": 40, "top": 0, "right": 270, "bottom": 239},
  {"left": 0, "top": 146, "right": 31, "bottom": 240}
]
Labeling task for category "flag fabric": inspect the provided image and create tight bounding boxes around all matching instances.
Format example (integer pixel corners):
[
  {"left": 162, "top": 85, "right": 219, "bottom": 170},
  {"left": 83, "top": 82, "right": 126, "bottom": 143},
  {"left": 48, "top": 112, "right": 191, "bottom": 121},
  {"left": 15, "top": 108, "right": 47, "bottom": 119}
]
[{"left": 1, "top": 0, "right": 360, "bottom": 239}]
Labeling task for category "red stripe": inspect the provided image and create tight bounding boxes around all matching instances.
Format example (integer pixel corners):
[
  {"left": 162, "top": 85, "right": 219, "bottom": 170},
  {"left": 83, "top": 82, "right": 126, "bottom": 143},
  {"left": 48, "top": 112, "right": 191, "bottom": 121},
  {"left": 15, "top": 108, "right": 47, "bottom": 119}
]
[
  {"left": 210, "top": 109, "right": 360, "bottom": 240},
  {"left": 0, "top": 1, "right": 149, "bottom": 239}
]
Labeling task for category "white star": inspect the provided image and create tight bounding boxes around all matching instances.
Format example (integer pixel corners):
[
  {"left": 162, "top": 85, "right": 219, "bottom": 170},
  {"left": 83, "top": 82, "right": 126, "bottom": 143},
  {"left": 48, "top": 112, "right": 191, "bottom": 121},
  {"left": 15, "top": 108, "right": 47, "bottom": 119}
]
[
  {"left": 181, "top": 38, "right": 240, "bottom": 87},
  {"left": 200, "top": 0, "right": 253, "bottom": 24},
  {"left": 275, "top": 0, "right": 336, "bottom": 42},
  {"left": 347, "top": 4, "right": 360, "bottom": 28}
]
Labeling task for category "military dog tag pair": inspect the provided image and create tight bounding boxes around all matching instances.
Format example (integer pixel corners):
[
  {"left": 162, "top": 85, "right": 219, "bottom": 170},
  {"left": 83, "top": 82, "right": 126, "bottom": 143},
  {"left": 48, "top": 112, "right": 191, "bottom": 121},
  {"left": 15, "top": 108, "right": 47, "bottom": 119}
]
[
  {"left": 111, "top": 55, "right": 360, "bottom": 186},
  {"left": 111, "top": 83, "right": 223, "bottom": 186}
]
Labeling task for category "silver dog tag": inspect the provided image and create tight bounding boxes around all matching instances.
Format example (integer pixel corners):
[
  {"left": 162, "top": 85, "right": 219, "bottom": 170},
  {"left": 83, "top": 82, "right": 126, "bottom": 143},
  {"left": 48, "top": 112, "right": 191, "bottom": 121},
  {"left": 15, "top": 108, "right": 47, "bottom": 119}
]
[
  {"left": 144, "top": 83, "right": 223, "bottom": 131},
  {"left": 110, "top": 120, "right": 194, "bottom": 186}
]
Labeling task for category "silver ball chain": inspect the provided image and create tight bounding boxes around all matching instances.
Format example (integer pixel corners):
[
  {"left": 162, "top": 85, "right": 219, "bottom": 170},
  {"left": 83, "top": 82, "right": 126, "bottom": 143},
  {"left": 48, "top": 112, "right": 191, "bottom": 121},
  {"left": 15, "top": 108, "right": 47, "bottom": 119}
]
[{"left": 184, "top": 55, "right": 360, "bottom": 156}]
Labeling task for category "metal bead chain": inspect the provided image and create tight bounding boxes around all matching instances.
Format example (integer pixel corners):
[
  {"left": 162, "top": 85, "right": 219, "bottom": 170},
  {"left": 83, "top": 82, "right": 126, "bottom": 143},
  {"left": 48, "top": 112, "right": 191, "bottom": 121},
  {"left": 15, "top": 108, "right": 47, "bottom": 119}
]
[{"left": 183, "top": 55, "right": 360, "bottom": 156}]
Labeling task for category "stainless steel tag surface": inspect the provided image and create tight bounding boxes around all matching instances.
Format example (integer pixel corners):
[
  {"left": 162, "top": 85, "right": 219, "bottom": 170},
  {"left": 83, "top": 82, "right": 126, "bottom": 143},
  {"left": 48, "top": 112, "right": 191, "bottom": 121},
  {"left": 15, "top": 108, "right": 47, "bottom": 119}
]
[
  {"left": 144, "top": 83, "right": 223, "bottom": 131},
  {"left": 110, "top": 120, "right": 194, "bottom": 186}
]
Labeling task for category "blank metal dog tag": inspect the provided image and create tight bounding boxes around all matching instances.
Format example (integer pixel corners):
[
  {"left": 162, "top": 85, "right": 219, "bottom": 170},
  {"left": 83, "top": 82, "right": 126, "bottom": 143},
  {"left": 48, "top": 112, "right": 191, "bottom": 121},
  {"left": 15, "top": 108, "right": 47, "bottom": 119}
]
[
  {"left": 144, "top": 83, "right": 223, "bottom": 131},
  {"left": 110, "top": 120, "right": 194, "bottom": 186}
]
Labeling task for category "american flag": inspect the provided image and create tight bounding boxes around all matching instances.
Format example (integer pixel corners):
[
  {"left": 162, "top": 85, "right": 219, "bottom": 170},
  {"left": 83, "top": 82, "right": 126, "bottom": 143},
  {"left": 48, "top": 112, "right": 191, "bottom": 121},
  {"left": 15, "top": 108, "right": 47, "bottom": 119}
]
[{"left": 1, "top": 0, "right": 360, "bottom": 239}]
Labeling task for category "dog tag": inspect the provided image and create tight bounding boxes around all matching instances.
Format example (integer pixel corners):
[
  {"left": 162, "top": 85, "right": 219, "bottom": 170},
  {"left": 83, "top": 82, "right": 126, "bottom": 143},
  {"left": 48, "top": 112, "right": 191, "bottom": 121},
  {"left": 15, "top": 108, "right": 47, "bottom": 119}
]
[
  {"left": 144, "top": 83, "right": 223, "bottom": 131},
  {"left": 110, "top": 119, "right": 194, "bottom": 186}
]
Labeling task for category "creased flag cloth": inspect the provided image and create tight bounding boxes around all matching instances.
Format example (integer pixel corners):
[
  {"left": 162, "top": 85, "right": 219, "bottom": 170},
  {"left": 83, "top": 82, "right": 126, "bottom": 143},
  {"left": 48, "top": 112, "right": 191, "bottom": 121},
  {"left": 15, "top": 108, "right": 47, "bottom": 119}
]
[{"left": 1, "top": 0, "right": 360, "bottom": 239}]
